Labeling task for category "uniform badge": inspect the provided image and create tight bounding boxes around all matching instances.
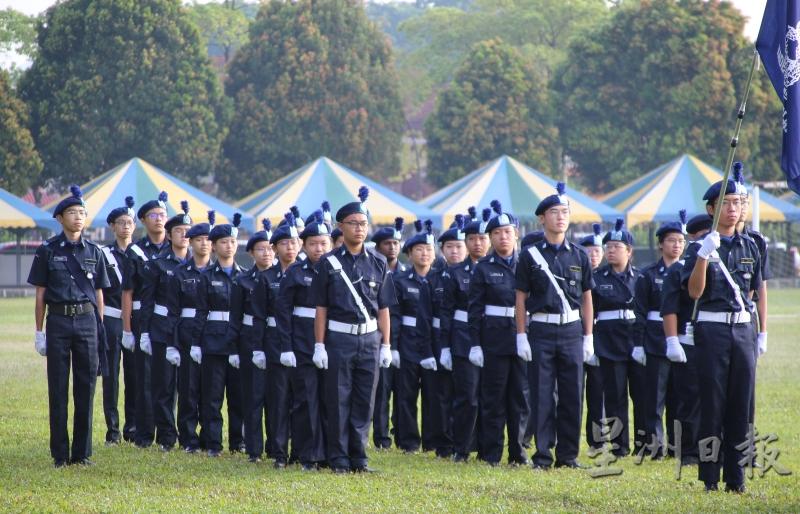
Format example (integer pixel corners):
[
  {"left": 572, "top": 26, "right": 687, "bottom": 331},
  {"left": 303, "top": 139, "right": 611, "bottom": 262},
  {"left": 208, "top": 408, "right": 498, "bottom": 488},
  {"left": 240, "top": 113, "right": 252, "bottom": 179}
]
[
  {"left": 569, "top": 266, "right": 582, "bottom": 273},
  {"left": 86, "top": 272, "right": 94, "bottom": 280},
  {"left": 369, "top": 281, "right": 377, "bottom": 288},
  {"left": 211, "top": 280, "right": 224, "bottom": 287},
  {"left": 740, "top": 258, "right": 755, "bottom": 264},
  {"left": 407, "top": 287, "right": 419, "bottom": 294}
]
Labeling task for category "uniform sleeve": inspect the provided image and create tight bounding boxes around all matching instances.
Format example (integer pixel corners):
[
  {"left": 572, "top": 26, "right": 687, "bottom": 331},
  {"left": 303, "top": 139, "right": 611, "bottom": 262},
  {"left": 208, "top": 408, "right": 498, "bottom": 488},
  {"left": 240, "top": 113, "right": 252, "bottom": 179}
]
[
  {"left": 467, "top": 264, "right": 486, "bottom": 348},
  {"left": 138, "top": 261, "right": 159, "bottom": 333},
  {"left": 27, "top": 245, "right": 49, "bottom": 287},
  {"left": 389, "top": 274, "right": 403, "bottom": 351},
  {"left": 310, "top": 259, "right": 330, "bottom": 308},
  {"left": 121, "top": 251, "right": 136, "bottom": 291},
  {"left": 94, "top": 247, "right": 111, "bottom": 289},
  {"left": 226, "top": 281, "right": 245, "bottom": 354},
  {"left": 439, "top": 271, "right": 456, "bottom": 349},
  {"left": 195, "top": 274, "right": 210, "bottom": 350},
  {"left": 680, "top": 243, "right": 700, "bottom": 287},
  {"left": 632, "top": 272, "right": 650, "bottom": 346},
  {"left": 755, "top": 234, "right": 772, "bottom": 280},
  {"left": 250, "top": 273, "right": 268, "bottom": 353},
  {"left": 166, "top": 273, "right": 182, "bottom": 348},
  {"left": 276, "top": 271, "right": 296, "bottom": 354},
  {"left": 377, "top": 264, "right": 397, "bottom": 310},
  {"left": 749, "top": 241, "right": 763, "bottom": 294},
  {"left": 581, "top": 252, "right": 594, "bottom": 291},
  {"left": 514, "top": 251, "right": 531, "bottom": 293},
  {"left": 660, "top": 266, "right": 682, "bottom": 316}
]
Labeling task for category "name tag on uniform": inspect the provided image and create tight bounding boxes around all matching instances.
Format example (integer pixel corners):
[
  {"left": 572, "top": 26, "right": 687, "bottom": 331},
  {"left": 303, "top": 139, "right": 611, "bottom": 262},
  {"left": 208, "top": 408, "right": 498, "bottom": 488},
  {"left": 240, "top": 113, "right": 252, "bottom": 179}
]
[
  {"left": 166, "top": 270, "right": 174, "bottom": 276},
  {"left": 599, "top": 284, "right": 613, "bottom": 291},
  {"left": 407, "top": 287, "right": 419, "bottom": 294},
  {"left": 53, "top": 256, "right": 67, "bottom": 262},
  {"left": 489, "top": 272, "right": 504, "bottom": 277},
  {"left": 211, "top": 280, "right": 224, "bottom": 287},
  {"left": 654, "top": 278, "right": 663, "bottom": 284},
  {"left": 569, "top": 266, "right": 582, "bottom": 273},
  {"left": 740, "top": 258, "right": 755, "bottom": 264},
  {"left": 462, "top": 279, "right": 469, "bottom": 284},
  {"left": 303, "top": 276, "right": 313, "bottom": 284},
  {"left": 85, "top": 258, "right": 97, "bottom": 266}
]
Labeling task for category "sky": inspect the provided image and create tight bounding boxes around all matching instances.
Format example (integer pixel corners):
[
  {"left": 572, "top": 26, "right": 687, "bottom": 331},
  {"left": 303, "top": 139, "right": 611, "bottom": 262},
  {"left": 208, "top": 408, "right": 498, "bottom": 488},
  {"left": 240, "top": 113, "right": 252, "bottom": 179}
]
[{"left": 0, "top": 0, "right": 771, "bottom": 41}]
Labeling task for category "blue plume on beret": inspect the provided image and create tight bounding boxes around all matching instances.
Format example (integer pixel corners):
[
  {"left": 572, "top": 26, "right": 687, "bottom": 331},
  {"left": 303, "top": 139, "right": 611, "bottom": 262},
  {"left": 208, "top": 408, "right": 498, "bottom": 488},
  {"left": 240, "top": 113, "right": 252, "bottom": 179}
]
[
  {"left": 482, "top": 208, "right": 492, "bottom": 222},
  {"left": 556, "top": 182, "right": 566, "bottom": 196},
  {"left": 455, "top": 214, "right": 465, "bottom": 230},
  {"left": 285, "top": 211, "right": 295, "bottom": 227},
  {"left": 262, "top": 218, "right": 271, "bottom": 231},
  {"left": 592, "top": 223, "right": 602, "bottom": 236},
  {"left": 233, "top": 212, "right": 242, "bottom": 228},
  {"left": 125, "top": 196, "right": 135, "bottom": 208},
  {"left": 322, "top": 201, "right": 330, "bottom": 212},
  {"left": 312, "top": 209, "right": 323, "bottom": 224},
  {"left": 413, "top": 219, "right": 423, "bottom": 233},
  {"left": 290, "top": 206, "right": 301, "bottom": 219},
  {"left": 394, "top": 217, "right": 404, "bottom": 231},
  {"left": 208, "top": 210, "right": 215, "bottom": 226},
  {"left": 424, "top": 219, "right": 433, "bottom": 234},
  {"left": 467, "top": 206, "right": 476, "bottom": 220},
  {"left": 490, "top": 200, "right": 502, "bottom": 215},
  {"left": 358, "top": 186, "right": 369, "bottom": 203},
  {"left": 70, "top": 184, "right": 82, "bottom": 198},
  {"left": 158, "top": 191, "right": 168, "bottom": 203},
  {"left": 679, "top": 209, "right": 687, "bottom": 225},
  {"left": 614, "top": 217, "right": 624, "bottom": 232},
  {"left": 181, "top": 200, "right": 189, "bottom": 214},
  {"left": 733, "top": 162, "right": 744, "bottom": 184}
]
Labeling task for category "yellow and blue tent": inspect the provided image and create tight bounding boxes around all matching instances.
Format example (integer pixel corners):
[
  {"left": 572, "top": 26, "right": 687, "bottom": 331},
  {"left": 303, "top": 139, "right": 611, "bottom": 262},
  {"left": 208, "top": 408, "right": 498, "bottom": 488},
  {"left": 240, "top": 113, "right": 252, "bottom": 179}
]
[
  {"left": 0, "top": 187, "right": 59, "bottom": 232},
  {"left": 45, "top": 158, "right": 254, "bottom": 231},
  {"left": 423, "top": 155, "right": 620, "bottom": 227},
  {"left": 236, "top": 157, "right": 440, "bottom": 226},
  {"left": 602, "top": 154, "right": 800, "bottom": 227}
]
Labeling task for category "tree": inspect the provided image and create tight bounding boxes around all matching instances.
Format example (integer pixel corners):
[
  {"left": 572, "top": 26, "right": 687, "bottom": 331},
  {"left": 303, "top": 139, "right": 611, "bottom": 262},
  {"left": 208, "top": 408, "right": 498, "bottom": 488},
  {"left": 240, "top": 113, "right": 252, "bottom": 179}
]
[
  {"left": 0, "top": 8, "right": 38, "bottom": 84},
  {"left": 186, "top": 1, "right": 250, "bottom": 67},
  {"left": 220, "top": 0, "right": 404, "bottom": 198},
  {"left": 425, "top": 38, "right": 560, "bottom": 186},
  {"left": 0, "top": 70, "right": 42, "bottom": 194},
  {"left": 19, "top": 0, "right": 230, "bottom": 188},
  {"left": 555, "top": 0, "right": 784, "bottom": 191}
]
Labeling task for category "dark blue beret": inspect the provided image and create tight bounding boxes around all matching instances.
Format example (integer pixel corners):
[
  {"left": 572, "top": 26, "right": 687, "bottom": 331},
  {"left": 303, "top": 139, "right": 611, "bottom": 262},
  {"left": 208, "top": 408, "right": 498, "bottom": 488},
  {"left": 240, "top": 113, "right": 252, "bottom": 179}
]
[
  {"left": 702, "top": 179, "right": 738, "bottom": 203},
  {"left": 578, "top": 223, "right": 603, "bottom": 247},
  {"left": 535, "top": 182, "right": 569, "bottom": 216},
  {"left": 165, "top": 200, "right": 192, "bottom": 232},
  {"left": 403, "top": 220, "right": 435, "bottom": 253},
  {"left": 137, "top": 191, "right": 168, "bottom": 219},
  {"left": 485, "top": 200, "right": 518, "bottom": 233},
  {"left": 53, "top": 185, "right": 87, "bottom": 217},
  {"left": 521, "top": 230, "right": 544, "bottom": 249},
  {"left": 209, "top": 212, "right": 242, "bottom": 242},
  {"left": 300, "top": 210, "right": 332, "bottom": 240},
  {"left": 685, "top": 214, "right": 712, "bottom": 235},
  {"left": 336, "top": 186, "right": 370, "bottom": 222},
  {"left": 247, "top": 218, "right": 273, "bottom": 252},
  {"left": 438, "top": 214, "right": 466, "bottom": 244},
  {"left": 602, "top": 218, "right": 634, "bottom": 246},
  {"left": 106, "top": 196, "right": 136, "bottom": 225},
  {"left": 371, "top": 217, "right": 404, "bottom": 244},
  {"left": 464, "top": 207, "right": 492, "bottom": 235}
]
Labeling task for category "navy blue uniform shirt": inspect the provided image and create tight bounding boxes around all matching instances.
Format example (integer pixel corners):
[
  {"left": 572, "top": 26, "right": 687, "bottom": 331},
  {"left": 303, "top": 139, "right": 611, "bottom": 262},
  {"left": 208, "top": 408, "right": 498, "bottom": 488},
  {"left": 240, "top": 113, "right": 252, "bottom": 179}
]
[
  {"left": 515, "top": 240, "right": 593, "bottom": 314},
  {"left": 139, "top": 248, "right": 185, "bottom": 342},
  {"left": 592, "top": 263, "right": 639, "bottom": 362},
  {"left": 391, "top": 267, "right": 436, "bottom": 363},
  {"left": 122, "top": 236, "right": 169, "bottom": 300},
  {"left": 196, "top": 261, "right": 243, "bottom": 355},
  {"left": 100, "top": 242, "right": 128, "bottom": 310},
  {"left": 276, "top": 260, "right": 318, "bottom": 359},
  {"left": 252, "top": 265, "right": 285, "bottom": 363},
  {"left": 468, "top": 251, "right": 518, "bottom": 356},
  {"left": 227, "top": 265, "right": 265, "bottom": 355},
  {"left": 166, "top": 259, "right": 208, "bottom": 349},
  {"left": 440, "top": 258, "right": 474, "bottom": 358},
  {"left": 634, "top": 258, "right": 671, "bottom": 356}
]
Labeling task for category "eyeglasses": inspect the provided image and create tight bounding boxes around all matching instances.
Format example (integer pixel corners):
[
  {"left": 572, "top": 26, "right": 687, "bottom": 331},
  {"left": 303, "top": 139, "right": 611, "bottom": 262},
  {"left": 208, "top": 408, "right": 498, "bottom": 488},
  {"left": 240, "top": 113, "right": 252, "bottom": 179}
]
[
  {"left": 114, "top": 220, "right": 134, "bottom": 228},
  {"left": 662, "top": 237, "right": 685, "bottom": 245},
  {"left": 253, "top": 247, "right": 273, "bottom": 254},
  {"left": 171, "top": 228, "right": 189, "bottom": 238},
  {"left": 63, "top": 209, "right": 87, "bottom": 217},
  {"left": 342, "top": 221, "right": 368, "bottom": 229},
  {"left": 722, "top": 199, "right": 743, "bottom": 209},
  {"left": 604, "top": 242, "right": 628, "bottom": 251},
  {"left": 146, "top": 212, "right": 167, "bottom": 220}
]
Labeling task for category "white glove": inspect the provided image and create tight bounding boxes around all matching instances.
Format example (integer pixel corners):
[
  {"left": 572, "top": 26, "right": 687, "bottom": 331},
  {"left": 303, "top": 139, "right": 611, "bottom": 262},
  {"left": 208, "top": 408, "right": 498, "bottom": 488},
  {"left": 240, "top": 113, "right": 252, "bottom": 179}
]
[
  {"left": 631, "top": 346, "right": 647, "bottom": 366},
  {"left": 391, "top": 349, "right": 401, "bottom": 369},
  {"left": 516, "top": 333, "right": 532, "bottom": 362},
  {"left": 697, "top": 231, "right": 721, "bottom": 260},
  {"left": 121, "top": 331, "right": 135, "bottom": 351},
  {"left": 586, "top": 353, "right": 600, "bottom": 367},
  {"left": 582, "top": 335, "right": 595, "bottom": 364},
  {"left": 252, "top": 350, "right": 267, "bottom": 370},
  {"left": 190, "top": 345, "right": 202, "bottom": 364},
  {"left": 420, "top": 357, "right": 438, "bottom": 371},
  {"left": 665, "top": 336, "right": 687, "bottom": 363},
  {"left": 280, "top": 351, "right": 297, "bottom": 368},
  {"left": 139, "top": 333, "right": 152, "bottom": 355},
  {"left": 439, "top": 347, "right": 453, "bottom": 371},
  {"left": 165, "top": 346, "right": 181, "bottom": 366},
  {"left": 313, "top": 343, "right": 328, "bottom": 370},
  {"left": 758, "top": 332, "right": 767, "bottom": 356},
  {"left": 379, "top": 345, "right": 392, "bottom": 368},
  {"left": 35, "top": 330, "right": 46, "bottom": 356},
  {"left": 468, "top": 346, "right": 484, "bottom": 368},
  {"left": 228, "top": 354, "right": 240, "bottom": 369}
]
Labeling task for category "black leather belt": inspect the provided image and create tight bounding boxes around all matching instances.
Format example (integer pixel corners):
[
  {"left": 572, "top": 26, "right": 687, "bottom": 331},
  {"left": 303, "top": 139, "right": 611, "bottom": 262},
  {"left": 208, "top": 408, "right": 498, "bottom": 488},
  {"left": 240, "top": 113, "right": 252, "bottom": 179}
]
[{"left": 48, "top": 302, "right": 94, "bottom": 317}]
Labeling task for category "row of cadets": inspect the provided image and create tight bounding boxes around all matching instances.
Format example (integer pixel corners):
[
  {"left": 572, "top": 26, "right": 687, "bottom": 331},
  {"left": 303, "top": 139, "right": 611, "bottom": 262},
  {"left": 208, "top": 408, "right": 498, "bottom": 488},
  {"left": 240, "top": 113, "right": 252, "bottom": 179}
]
[
  {"left": 276, "top": 207, "right": 333, "bottom": 470},
  {"left": 138, "top": 200, "right": 194, "bottom": 451}
]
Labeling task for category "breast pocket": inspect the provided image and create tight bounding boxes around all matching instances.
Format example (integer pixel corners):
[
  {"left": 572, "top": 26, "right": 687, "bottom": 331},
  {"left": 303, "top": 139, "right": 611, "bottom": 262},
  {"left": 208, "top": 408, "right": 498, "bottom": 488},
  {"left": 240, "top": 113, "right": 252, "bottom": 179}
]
[
  {"left": 734, "top": 261, "right": 755, "bottom": 291},
  {"left": 48, "top": 259, "right": 72, "bottom": 289},
  {"left": 181, "top": 278, "right": 198, "bottom": 295},
  {"left": 361, "top": 275, "right": 380, "bottom": 301}
]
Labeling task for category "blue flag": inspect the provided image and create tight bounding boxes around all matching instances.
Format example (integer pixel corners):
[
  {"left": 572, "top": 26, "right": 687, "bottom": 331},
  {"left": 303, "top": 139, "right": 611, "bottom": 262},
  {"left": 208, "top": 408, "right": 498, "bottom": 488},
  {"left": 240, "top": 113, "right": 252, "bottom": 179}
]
[{"left": 756, "top": 0, "right": 800, "bottom": 195}]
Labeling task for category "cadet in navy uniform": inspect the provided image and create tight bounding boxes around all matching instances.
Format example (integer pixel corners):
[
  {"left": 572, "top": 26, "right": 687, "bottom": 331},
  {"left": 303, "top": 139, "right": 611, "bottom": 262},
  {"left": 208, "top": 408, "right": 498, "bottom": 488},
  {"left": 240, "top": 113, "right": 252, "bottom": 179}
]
[
  {"left": 515, "top": 184, "right": 595, "bottom": 469},
  {"left": 634, "top": 211, "right": 687, "bottom": 458},
  {"left": 310, "top": 186, "right": 396, "bottom": 473},
  {"left": 390, "top": 220, "right": 438, "bottom": 453},
  {"left": 660, "top": 214, "right": 712, "bottom": 466},
  {"left": 139, "top": 201, "right": 193, "bottom": 451},
  {"left": 231, "top": 219, "right": 274, "bottom": 463},
  {"left": 576, "top": 224, "right": 605, "bottom": 455},
  {"left": 277, "top": 210, "right": 332, "bottom": 470},
  {"left": 370, "top": 217, "right": 407, "bottom": 450},
  {"left": 101, "top": 196, "right": 137, "bottom": 445},
  {"left": 468, "top": 200, "right": 529, "bottom": 466},
  {"left": 684, "top": 178, "right": 761, "bottom": 493},
  {"left": 196, "top": 213, "right": 246, "bottom": 457},
  {"left": 29, "top": 186, "right": 111, "bottom": 467},
  {"left": 169, "top": 211, "right": 215, "bottom": 453},
  {"left": 590, "top": 218, "right": 645, "bottom": 457},
  {"left": 253, "top": 212, "right": 301, "bottom": 467},
  {"left": 443, "top": 207, "right": 490, "bottom": 462},
  {"left": 121, "top": 191, "right": 170, "bottom": 448}
]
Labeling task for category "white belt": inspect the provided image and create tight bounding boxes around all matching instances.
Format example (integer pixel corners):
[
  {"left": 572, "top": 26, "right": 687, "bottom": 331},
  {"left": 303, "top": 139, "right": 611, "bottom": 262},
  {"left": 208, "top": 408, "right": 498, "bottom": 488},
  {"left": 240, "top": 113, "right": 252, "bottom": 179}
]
[
  {"left": 293, "top": 306, "right": 316, "bottom": 318},
  {"left": 181, "top": 308, "right": 196, "bottom": 318},
  {"left": 208, "top": 311, "right": 230, "bottom": 322},
  {"left": 596, "top": 309, "right": 636, "bottom": 321},
  {"left": 530, "top": 310, "right": 580, "bottom": 325},
  {"left": 154, "top": 304, "right": 168, "bottom": 317},
  {"left": 243, "top": 314, "right": 254, "bottom": 326},
  {"left": 432, "top": 317, "right": 440, "bottom": 329},
  {"left": 484, "top": 305, "right": 515, "bottom": 317},
  {"left": 696, "top": 310, "right": 751, "bottom": 325},
  {"left": 266, "top": 317, "right": 277, "bottom": 327},
  {"left": 328, "top": 318, "right": 378, "bottom": 335},
  {"left": 401, "top": 316, "right": 417, "bottom": 327},
  {"left": 132, "top": 300, "right": 142, "bottom": 311},
  {"left": 678, "top": 334, "right": 694, "bottom": 346},
  {"left": 454, "top": 310, "right": 468, "bottom": 323},
  {"left": 647, "top": 311, "right": 663, "bottom": 321},
  {"left": 103, "top": 306, "right": 122, "bottom": 318}
]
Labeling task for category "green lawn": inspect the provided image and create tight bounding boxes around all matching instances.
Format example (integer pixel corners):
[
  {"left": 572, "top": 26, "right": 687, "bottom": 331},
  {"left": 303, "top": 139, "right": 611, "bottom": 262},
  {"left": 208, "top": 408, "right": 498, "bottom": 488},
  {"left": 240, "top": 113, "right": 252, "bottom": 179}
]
[{"left": 1, "top": 292, "right": 798, "bottom": 512}]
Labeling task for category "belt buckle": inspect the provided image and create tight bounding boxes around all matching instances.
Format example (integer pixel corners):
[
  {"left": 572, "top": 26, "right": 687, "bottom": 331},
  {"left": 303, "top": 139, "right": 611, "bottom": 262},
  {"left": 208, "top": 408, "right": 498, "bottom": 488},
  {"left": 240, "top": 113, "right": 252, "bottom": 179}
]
[
  {"left": 69, "top": 304, "right": 77, "bottom": 316},
  {"left": 559, "top": 313, "right": 566, "bottom": 325},
  {"left": 350, "top": 324, "right": 359, "bottom": 335}
]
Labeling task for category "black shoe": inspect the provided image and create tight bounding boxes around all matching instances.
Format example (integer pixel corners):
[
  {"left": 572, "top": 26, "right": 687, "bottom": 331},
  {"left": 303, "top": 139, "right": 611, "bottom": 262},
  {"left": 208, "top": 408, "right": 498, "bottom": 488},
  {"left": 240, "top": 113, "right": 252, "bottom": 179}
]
[
  {"left": 681, "top": 455, "right": 699, "bottom": 466},
  {"left": 452, "top": 453, "right": 469, "bottom": 463},
  {"left": 352, "top": 465, "right": 378, "bottom": 473},
  {"left": 70, "top": 458, "right": 95, "bottom": 466},
  {"left": 184, "top": 446, "right": 199, "bottom": 454},
  {"left": 704, "top": 482, "right": 719, "bottom": 492},
  {"left": 436, "top": 450, "right": 453, "bottom": 459},
  {"left": 331, "top": 466, "right": 350, "bottom": 474},
  {"left": 158, "top": 444, "right": 173, "bottom": 453},
  {"left": 531, "top": 462, "right": 551, "bottom": 470},
  {"left": 509, "top": 458, "right": 531, "bottom": 467},
  {"left": 105, "top": 438, "right": 120, "bottom": 447},
  {"left": 401, "top": 447, "right": 419, "bottom": 455},
  {"left": 123, "top": 433, "right": 135, "bottom": 443},
  {"left": 134, "top": 442, "right": 152, "bottom": 450},
  {"left": 724, "top": 483, "right": 746, "bottom": 494},
  {"left": 273, "top": 459, "right": 287, "bottom": 469},
  {"left": 207, "top": 450, "right": 221, "bottom": 458},
  {"left": 54, "top": 459, "right": 68, "bottom": 468},
  {"left": 230, "top": 443, "right": 246, "bottom": 454},
  {"left": 485, "top": 460, "right": 500, "bottom": 467},
  {"left": 248, "top": 455, "right": 261, "bottom": 463},
  {"left": 301, "top": 463, "right": 319, "bottom": 471},
  {"left": 554, "top": 460, "right": 585, "bottom": 469}
]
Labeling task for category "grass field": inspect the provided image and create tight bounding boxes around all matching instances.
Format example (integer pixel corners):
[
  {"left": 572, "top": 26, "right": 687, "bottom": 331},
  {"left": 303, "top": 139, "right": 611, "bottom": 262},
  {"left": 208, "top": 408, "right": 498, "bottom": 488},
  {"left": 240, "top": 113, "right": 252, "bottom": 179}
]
[{"left": 1, "top": 292, "right": 798, "bottom": 513}]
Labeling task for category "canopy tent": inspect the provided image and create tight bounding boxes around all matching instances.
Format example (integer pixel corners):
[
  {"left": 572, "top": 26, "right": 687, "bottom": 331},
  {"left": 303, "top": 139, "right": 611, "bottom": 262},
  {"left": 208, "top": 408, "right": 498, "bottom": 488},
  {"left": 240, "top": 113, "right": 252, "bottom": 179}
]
[
  {"left": 602, "top": 154, "right": 800, "bottom": 228},
  {"left": 423, "top": 155, "right": 621, "bottom": 228},
  {"left": 45, "top": 158, "right": 254, "bottom": 231},
  {"left": 236, "top": 157, "right": 441, "bottom": 226},
  {"left": 0, "top": 187, "right": 59, "bottom": 286}
]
